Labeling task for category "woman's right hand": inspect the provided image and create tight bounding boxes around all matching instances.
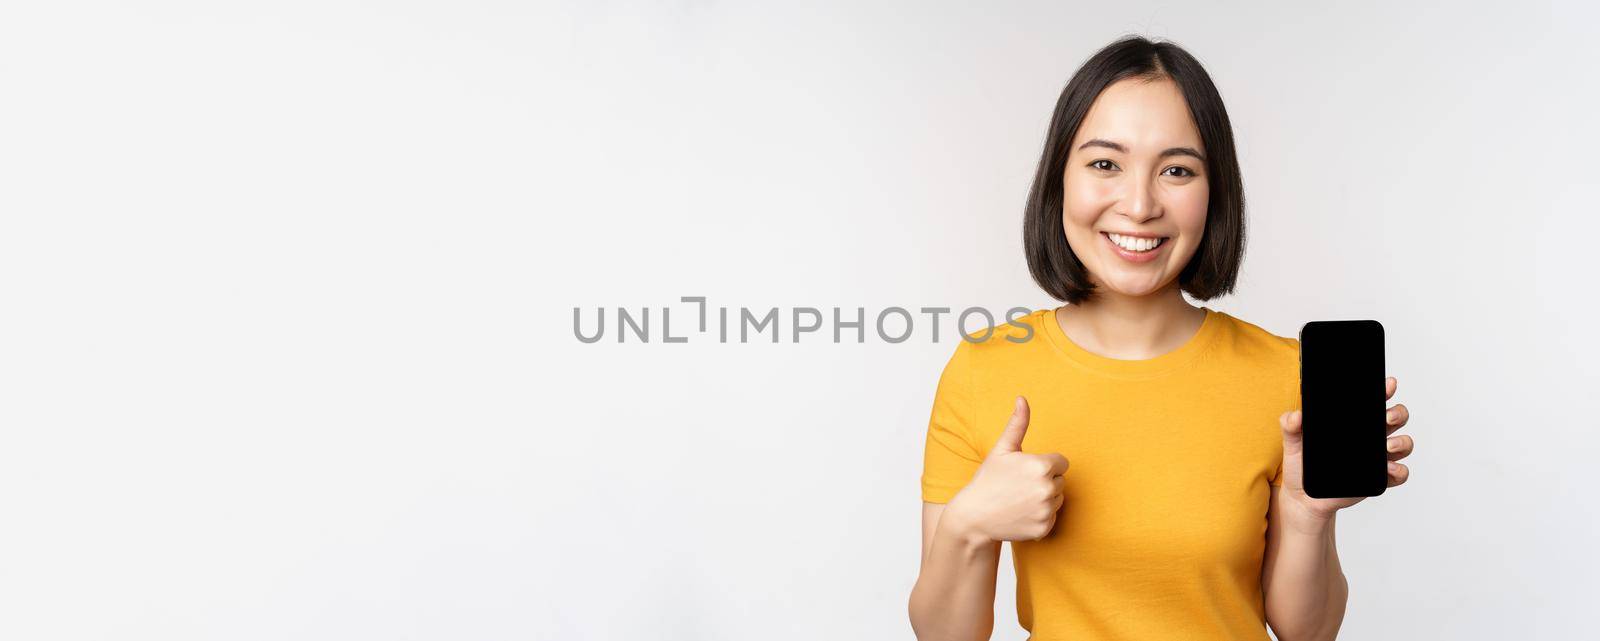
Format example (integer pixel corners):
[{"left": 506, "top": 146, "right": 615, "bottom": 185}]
[{"left": 946, "top": 396, "right": 1069, "bottom": 543}]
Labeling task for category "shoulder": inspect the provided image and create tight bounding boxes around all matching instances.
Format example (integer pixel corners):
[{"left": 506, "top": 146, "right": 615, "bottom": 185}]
[
  {"left": 1212, "top": 310, "right": 1300, "bottom": 366},
  {"left": 940, "top": 308, "right": 1053, "bottom": 367},
  {"left": 1213, "top": 310, "right": 1300, "bottom": 350},
  {"left": 961, "top": 307, "right": 1052, "bottom": 352}
]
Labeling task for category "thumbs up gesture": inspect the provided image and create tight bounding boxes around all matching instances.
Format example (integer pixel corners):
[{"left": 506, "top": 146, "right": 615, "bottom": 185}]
[{"left": 947, "top": 396, "right": 1070, "bottom": 543}]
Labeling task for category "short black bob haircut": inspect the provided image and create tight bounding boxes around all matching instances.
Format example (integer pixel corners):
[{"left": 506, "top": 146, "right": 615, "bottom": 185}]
[{"left": 1023, "top": 35, "right": 1245, "bottom": 304}]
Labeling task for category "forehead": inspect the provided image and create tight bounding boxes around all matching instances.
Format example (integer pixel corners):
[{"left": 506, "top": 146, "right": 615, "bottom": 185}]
[{"left": 1073, "top": 77, "right": 1203, "bottom": 152}]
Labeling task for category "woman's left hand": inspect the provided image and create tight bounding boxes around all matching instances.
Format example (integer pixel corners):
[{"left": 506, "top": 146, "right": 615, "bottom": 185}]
[{"left": 1276, "top": 376, "right": 1412, "bottom": 527}]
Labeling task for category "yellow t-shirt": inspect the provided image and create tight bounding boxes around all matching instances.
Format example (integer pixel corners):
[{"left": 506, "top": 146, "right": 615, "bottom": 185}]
[{"left": 920, "top": 306, "right": 1300, "bottom": 641}]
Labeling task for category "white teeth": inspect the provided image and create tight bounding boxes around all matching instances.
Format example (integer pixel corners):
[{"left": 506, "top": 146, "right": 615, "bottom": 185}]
[{"left": 1108, "top": 232, "right": 1165, "bottom": 253}]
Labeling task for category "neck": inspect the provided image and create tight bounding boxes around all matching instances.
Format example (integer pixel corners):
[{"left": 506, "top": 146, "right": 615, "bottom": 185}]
[{"left": 1055, "top": 284, "right": 1207, "bottom": 360}]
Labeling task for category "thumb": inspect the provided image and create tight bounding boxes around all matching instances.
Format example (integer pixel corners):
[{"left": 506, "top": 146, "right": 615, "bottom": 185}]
[{"left": 991, "top": 396, "right": 1030, "bottom": 455}]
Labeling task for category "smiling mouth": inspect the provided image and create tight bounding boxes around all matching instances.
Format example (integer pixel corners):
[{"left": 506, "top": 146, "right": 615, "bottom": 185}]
[{"left": 1103, "top": 232, "right": 1168, "bottom": 253}]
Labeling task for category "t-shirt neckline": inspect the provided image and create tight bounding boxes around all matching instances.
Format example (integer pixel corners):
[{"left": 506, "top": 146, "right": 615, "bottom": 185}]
[{"left": 1039, "top": 305, "right": 1223, "bottom": 380}]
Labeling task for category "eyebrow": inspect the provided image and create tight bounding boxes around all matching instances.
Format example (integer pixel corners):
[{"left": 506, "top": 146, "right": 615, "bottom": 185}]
[{"left": 1078, "top": 138, "right": 1206, "bottom": 162}]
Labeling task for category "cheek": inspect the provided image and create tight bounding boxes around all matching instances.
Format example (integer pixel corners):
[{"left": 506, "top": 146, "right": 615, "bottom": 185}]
[
  {"left": 1172, "top": 184, "right": 1210, "bottom": 234},
  {"left": 1062, "top": 177, "right": 1116, "bottom": 226}
]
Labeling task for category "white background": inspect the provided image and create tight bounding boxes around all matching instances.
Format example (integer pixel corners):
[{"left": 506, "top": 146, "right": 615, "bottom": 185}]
[{"left": 2, "top": 1, "right": 1596, "bottom": 639}]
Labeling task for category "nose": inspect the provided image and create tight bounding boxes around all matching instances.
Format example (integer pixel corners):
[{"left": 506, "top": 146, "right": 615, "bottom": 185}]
[{"left": 1119, "top": 177, "right": 1160, "bottom": 223}]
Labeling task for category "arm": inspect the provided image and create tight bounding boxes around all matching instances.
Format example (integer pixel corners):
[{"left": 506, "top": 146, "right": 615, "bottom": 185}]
[
  {"left": 1264, "top": 378, "right": 1414, "bottom": 641},
  {"left": 908, "top": 501, "right": 1002, "bottom": 641},
  {"left": 909, "top": 396, "right": 1069, "bottom": 641},
  {"left": 1262, "top": 485, "right": 1349, "bottom": 641}
]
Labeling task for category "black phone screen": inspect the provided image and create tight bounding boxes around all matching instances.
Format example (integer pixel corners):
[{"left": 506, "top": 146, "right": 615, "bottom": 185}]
[{"left": 1298, "top": 320, "right": 1388, "bottom": 498}]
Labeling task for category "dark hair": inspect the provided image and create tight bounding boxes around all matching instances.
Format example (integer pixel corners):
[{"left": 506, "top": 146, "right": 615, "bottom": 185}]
[{"left": 1023, "top": 35, "right": 1245, "bottom": 304}]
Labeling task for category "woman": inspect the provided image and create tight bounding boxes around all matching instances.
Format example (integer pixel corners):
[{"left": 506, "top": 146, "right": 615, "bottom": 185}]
[{"left": 907, "top": 36, "right": 1415, "bottom": 641}]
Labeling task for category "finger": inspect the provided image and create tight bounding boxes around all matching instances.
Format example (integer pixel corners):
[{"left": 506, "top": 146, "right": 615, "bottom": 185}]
[
  {"left": 1051, "top": 474, "right": 1066, "bottom": 494},
  {"left": 1280, "top": 410, "right": 1304, "bottom": 455},
  {"left": 1279, "top": 409, "right": 1303, "bottom": 435},
  {"left": 1041, "top": 452, "right": 1070, "bottom": 476},
  {"left": 1387, "top": 461, "right": 1410, "bottom": 487},
  {"left": 1386, "top": 403, "right": 1409, "bottom": 435},
  {"left": 991, "top": 396, "right": 1031, "bottom": 455},
  {"left": 1385, "top": 376, "right": 1397, "bottom": 401},
  {"left": 1387, "top": 434, "right": 1414, "bottom": 461},
  {"left": 1049, "top": 492, "right": 1064, "bottom": 511}
]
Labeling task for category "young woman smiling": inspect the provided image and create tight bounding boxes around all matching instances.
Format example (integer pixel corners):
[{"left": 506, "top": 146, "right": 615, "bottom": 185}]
[{"left": 907, "top": 36, "right": 1415, "bottom": 641}]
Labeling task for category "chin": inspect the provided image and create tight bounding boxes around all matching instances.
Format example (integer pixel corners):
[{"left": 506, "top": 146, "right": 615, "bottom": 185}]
[{"left": 1097, "top": 277, "right": 1172, "bottom": 298}]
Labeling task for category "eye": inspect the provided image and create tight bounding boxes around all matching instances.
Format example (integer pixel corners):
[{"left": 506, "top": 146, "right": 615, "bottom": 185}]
[
  {"left": 1090, "top": 159, "right": 1119, "bottom": 172},
  {"left": 1164, "top": 165, "right": 1197, "bottom": 177}
]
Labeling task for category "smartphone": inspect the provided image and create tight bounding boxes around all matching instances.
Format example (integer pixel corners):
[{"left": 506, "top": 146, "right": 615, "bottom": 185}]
[{"left": 1298, "top": 320, "right": 1388, "bottom": 498}]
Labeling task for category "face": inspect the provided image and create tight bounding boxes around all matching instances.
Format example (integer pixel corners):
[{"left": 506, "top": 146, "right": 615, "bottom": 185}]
[{"left": 1061, "top": 77, "right": 1209, "bottom": 299}]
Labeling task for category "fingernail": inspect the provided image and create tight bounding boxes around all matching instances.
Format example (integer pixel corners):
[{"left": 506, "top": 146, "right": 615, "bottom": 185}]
[
  {"left": 1388, "top": 461, "right": 1400, "bottom": 471},
  {"left": 1387, "top": 408, "right": 1398, "bottom": 424},
  {"left": 1388, "top": 439, "right": 1399, "bottom": 452}
]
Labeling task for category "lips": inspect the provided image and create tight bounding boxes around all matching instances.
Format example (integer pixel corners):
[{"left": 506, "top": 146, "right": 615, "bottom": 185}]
[
  {"left": 1101, "top": 232, "right": 1168, "bottom": 263},
  {"left": 1105, "top": 231, "right": 1168, "bottom": 251}
]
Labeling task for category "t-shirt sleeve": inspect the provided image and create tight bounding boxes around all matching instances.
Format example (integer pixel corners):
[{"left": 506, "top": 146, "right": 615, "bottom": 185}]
[
  {"left": 921, "top": 340, "right": 984, "bottom": 504},
  {"left": 1270, "top": 336, "right": 1302, "bottom": 488}
]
